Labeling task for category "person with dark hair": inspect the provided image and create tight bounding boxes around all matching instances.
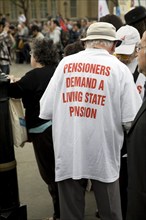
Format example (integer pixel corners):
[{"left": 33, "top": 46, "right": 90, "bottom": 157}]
[
  {"left": 49, "top": 18, "right": 62, "bottom": 59},
  {"left": 52, "top": 19, "right": 60, "bottom": 28},
  {"left": 68, "top": 22, "right": 81, "bottom": 44},
  {"left": 80, "top": 18, "right": 89, "bottom": 38},
  {"left": 63, "top": 40, "right": 84, "bottom": 56},
  {"left": 30, "top": 24, "right": 44, "bottom": 39},
  {"left": 99, "top": 14, "right": 124, "bottom": 31},
  {"left": 49, "top": 18, "right": 61, "bottom": 45},
  {"left": 8, "top": 38, "right": 60, "bottom": 220},
  {"left": 124, "top": 6, "right": 146, "bottom": 38}
]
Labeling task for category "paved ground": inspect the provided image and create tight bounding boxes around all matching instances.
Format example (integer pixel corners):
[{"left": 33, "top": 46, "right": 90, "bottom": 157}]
[{"left": 10, "top": 62, "right": 98, "bottom": 220}]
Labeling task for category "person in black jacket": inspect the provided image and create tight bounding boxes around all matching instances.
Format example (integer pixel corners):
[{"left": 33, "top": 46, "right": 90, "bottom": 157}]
[
  {"left": 126, "top": 31, "right": 146, "bottom": 220},
  {"left": 8, "top": 38, "right": 60, "bottom": 220}
]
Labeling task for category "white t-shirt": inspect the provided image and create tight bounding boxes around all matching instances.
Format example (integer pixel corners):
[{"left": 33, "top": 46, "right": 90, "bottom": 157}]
[
  {"left": 35, "top": 32, "right": 44, "bottom": 39},
  {"left": 49, "top": 26, "right": 61, "bottom": 44},
  {"left": 39, "top": 49, "right": 142, "bottom": 183},
  {"left": 18, "top": 14, "right": 26, "bottom": 24},
  {"left": 128, "top": 58, "right": 146, "bottom": 99}
]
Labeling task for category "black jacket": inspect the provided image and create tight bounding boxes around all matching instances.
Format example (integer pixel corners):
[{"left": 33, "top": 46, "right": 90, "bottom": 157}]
[
  {"left": 8, "top": 65, "right": 56, "bottom": 129},
  {"left": 126, "top": 100, "right": 146, "bottom": 220}
]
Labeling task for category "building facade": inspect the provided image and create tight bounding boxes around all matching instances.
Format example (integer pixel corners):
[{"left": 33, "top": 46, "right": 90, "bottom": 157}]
[
  {"left": 1, "top": 0, "right": 145, "bottom": 24},
  {"left": 0, "top": 0, "right": 100, "bottom": 23}
]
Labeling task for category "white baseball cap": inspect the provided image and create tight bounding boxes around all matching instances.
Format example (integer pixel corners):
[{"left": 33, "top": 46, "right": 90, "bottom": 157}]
[{"left": 115, "top": 25, "right": 140, "bottom": 55}]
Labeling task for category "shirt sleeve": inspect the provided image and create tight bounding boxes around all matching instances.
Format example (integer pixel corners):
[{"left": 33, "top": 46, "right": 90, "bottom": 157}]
[{"left": 121, "top": 65, "right": 142, "bottom": 123}]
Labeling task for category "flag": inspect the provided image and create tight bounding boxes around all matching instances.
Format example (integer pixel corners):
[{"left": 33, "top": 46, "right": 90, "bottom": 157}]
[
  {"left": 98, "top": 0, "right": 109, "bottom": 20},
  {"left": 57, "top": 15, "right": 68, "bottom": 32},
  {"left": 116, "top": 6, "right": 121, "bottom": 16}
]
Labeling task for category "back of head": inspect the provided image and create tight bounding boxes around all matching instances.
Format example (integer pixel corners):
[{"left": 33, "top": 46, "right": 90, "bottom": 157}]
[
  {"left": 31, "top": 24, "right": 40, "bottom": 32},
  {"left": 52, "top": 19, "right": 60, "bottom": 27},
  {"left": 64, "top": 41, "right": 84, "bottom": 56},
  {"left": 99, "top": 14, "right": 123, "bottom": 31},
  {"left": 115, "top": 25, "right": 140, "bottom": 55},
  {"left": 31, "top": 38, "right": 59, "bottom": 65}
]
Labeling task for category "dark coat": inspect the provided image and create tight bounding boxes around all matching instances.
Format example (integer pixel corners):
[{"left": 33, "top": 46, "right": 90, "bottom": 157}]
[
  {"left": 126, "top": 100, "right": 146, "bottom": 220},
  {"left": 8, "top": 65, "right": 56, "bottom": 129}
]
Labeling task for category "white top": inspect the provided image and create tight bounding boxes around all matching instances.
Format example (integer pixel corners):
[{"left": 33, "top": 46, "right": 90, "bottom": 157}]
[
  {"left": 136, "top": 73, "right": 146, "bottom": 99},
  {"left": 128, "top": 58, "right": 146, "bottom": 99},
  {"left": 35, "top": 32, "right": 44, "bottom": 39},
  {"left": 49, "top": 26, "right": 61, "bottom": 44},
  {"left": 39, "top": 49, "right": 142, "bottom": 183},
  {"left": 18, "top": 14, "right": 26, "bottom": 24}
]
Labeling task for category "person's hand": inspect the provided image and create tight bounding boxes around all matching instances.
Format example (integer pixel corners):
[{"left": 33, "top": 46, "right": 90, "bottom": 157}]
[{"left": 7, "top": 75, "right": 20, "bottom": 83}]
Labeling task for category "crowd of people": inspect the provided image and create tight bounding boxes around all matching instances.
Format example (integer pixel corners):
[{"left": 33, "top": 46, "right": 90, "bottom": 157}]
[
  {"left": 3, "top": 5, "right": 146, "bottom": 220},
  {"left": 0, "top": 15, "right": 91, "bottom": 67}
]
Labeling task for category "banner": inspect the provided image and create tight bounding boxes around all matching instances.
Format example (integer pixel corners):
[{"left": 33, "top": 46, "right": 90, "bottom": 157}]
[{"left": 98, "top": 0, "right": 109, "bottom": 20}]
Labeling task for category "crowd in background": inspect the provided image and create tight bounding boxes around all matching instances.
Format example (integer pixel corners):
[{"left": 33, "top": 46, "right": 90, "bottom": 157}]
[
  {"left": 0, "top": 15, "right": 91, "bottom": 66},
  {"left": 0, "top": 5, "right": 146, "bottom": 68},
  {"left": 0, "top": 11, "right": 132, "bottom": 68}
]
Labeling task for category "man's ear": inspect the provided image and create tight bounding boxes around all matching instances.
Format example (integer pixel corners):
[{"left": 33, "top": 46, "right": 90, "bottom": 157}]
[{"left": 110, "top": 42, "right": 117, "bottom": 54}]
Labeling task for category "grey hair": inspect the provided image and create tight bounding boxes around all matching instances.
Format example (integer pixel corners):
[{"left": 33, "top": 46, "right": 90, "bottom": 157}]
[{"left": 85, "top": 39, "right": 114, "bottom": 48}]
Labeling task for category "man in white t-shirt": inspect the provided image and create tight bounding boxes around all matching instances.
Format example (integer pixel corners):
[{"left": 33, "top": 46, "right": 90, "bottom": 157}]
[{"left": 39, "top": 22, "right": 142, "bottom": 220}]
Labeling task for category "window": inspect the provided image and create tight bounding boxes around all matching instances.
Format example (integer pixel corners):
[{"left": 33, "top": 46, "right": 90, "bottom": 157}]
[
  {"left": 31, "top": 0, "right": 37, "bottom": 19},
  {"left": 40, "top": 0, "right": 48, "bottom": 18},
  {"left": 70, "top": 0, "right": 77, "bottom": 17},
  {"left": 51, "top": 0, "right": 56, "bottom": 17},
  {"left": 10, "top": 1, "right": 17, "bottom": 20}
]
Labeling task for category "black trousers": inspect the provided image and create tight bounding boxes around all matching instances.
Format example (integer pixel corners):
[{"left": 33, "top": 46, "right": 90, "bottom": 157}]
[
  {"left": 119, "top": 157, "right": 128, "bottom": 220},
  {"left": 30, "top": 126, "right": 60, "bottom": 219}
]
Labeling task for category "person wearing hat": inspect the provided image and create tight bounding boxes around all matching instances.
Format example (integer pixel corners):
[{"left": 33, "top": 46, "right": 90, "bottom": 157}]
[
  {"left": 125, "top": 30, "right": 146, "bottom": 220},
  {"left": 115, "top": 25, "right": 145, "bottom": 99},
  {"left": 124, "top": 6, "right": 146, "bottom": 38},
  {"left": 39, "top": 22, "right": 142, "bottom": 220}
]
